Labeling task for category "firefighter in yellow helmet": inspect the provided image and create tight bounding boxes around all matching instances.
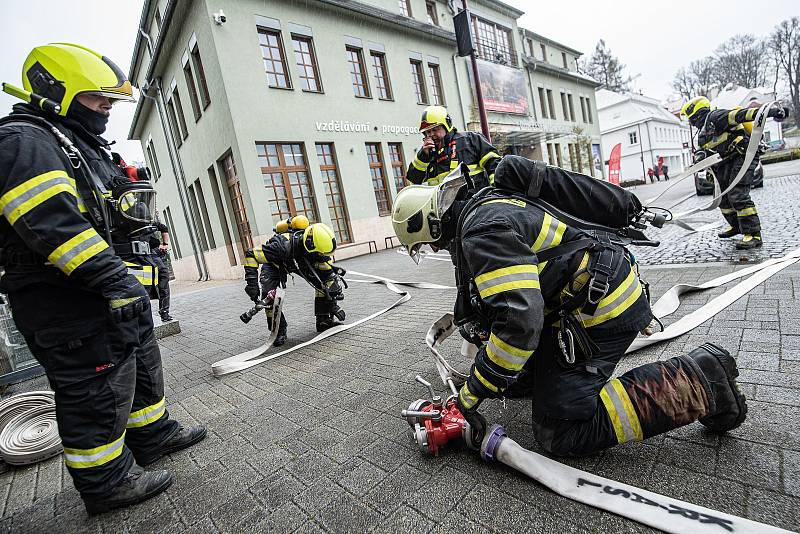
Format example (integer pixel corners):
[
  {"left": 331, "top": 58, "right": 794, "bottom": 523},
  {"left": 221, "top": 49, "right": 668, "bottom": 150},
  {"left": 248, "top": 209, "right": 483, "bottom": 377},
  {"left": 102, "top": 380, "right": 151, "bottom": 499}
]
[
  {"left": 392, "top": 156, "right": 748, "bottom": 456},
  {"left": 243, "top": 218, "right": 347, "bottom": 340},
  {"left": 0, "top": 43, "right": 206, "bottom": 514},
  {"left": 681, "top": 95, "right": 788, "bottom": 250},
  {"left": 407, "top": 105, "right": 501, "bottom": 188}
]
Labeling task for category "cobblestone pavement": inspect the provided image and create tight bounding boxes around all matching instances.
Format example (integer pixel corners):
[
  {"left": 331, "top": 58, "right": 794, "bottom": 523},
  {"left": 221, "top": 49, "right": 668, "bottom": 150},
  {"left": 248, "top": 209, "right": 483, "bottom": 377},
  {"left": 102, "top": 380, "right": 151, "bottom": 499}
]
[
  {"left": 2, "top": 249, "right": 800, "bottom": 532},
  {"left": 634, "top": 172, "right": 800, "bottom": 266}
]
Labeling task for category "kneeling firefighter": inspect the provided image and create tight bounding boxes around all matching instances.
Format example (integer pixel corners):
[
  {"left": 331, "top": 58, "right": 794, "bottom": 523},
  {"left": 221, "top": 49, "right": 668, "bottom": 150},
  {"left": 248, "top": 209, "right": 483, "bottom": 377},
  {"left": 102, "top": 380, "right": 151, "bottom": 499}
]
[
  {"left": 0, "top": 43, "right": 206, "bottom": 513},
  {"left": 243, "top": 216, "right": 346, "bottom": 345},
  {"left": 681, "top": 95, "right": 788, "bottom": 250},
  {"left": 392, "top": 156, "right": 747, "bottom": 456}
]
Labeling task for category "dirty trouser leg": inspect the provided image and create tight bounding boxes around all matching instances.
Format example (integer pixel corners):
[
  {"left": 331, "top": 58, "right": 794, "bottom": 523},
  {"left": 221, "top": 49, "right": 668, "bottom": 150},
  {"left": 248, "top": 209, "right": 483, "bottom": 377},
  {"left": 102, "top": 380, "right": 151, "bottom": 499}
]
[
  {"left": 713, "top": 165, "right": 741, "bottom": 231},
  {"left": 525, "top": 327, "right": 711, "bottom": 457},
  {"left": 260, "top": 263, "right": 287, "bottom": 336},
  {"left": 9, "top": 285, "right": 136, "bottom": 496},
  {"left": 725, "top": 157, "right": 761, "bottom": 236}
]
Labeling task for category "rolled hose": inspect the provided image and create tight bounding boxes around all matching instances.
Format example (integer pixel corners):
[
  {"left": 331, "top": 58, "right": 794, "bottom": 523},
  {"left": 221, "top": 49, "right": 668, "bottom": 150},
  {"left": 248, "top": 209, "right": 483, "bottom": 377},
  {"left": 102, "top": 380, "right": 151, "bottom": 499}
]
[{"left": 0, "top": 391, "right": 62, "bottom": 466}]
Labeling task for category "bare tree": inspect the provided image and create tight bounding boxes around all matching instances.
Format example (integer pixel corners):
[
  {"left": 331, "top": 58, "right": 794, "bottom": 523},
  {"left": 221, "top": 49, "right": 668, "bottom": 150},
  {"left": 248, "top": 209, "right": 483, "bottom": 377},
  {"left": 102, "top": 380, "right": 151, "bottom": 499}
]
[
  {"left": 714, "top": 34, "right": 771, "bottom": 88},
  {"left": 672, "top": 57, "right": 718, "bottom": 99},
  {"left": 583, "top": 40, "right": 631, "bottom": 93},
  {"left": 769, "top": 17, "right": 800, "bottom": 125}
]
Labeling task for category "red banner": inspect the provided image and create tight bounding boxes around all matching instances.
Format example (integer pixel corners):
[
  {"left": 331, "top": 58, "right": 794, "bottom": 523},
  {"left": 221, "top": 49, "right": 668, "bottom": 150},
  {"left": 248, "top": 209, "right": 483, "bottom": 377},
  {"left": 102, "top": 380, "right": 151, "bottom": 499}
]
[{"left": 608, "top": 143, "right": 622, "bottom": 185}]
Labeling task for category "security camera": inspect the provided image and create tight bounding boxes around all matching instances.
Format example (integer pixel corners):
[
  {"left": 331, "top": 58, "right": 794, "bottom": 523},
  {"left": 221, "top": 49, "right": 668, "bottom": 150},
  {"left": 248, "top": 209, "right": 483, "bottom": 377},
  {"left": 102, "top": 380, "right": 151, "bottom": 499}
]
[{"left": 213, "top": 10, "right": 226, "bottom": 25}]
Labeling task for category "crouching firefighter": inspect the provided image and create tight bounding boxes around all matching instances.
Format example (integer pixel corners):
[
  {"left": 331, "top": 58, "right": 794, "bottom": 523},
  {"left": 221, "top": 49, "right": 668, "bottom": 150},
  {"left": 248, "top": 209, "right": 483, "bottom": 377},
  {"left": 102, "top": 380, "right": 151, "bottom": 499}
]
[
  {"left": 391, "top": 155, "right": 748, "bottom": 457},
  {"left": 0, "top": 43, "right": 206, "bottom": 514},
  {"left": 681, "top": 95, "right": 788, "bottom": 250},
  {"left": 243, "top": 216, "right": 346, "bottom": 345}
]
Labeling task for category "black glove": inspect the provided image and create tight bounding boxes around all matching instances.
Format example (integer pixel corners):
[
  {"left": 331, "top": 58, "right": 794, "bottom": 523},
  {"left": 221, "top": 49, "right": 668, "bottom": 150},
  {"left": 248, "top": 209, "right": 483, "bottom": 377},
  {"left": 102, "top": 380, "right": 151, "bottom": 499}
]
[
  {"left": 771, "top": 106, "right": 789, "bottom": 122},
  {"left": 456, "top": 395, "right": 487, "bottom": 449},
  {"left": 100, "top": 272, "right": 150, "bottom": 323},
  {"left": 693, "top": 150, "right": 708, "bottom": 163},
  {"left": 244, "top": 282, "right": 260, "bottom": 303}
]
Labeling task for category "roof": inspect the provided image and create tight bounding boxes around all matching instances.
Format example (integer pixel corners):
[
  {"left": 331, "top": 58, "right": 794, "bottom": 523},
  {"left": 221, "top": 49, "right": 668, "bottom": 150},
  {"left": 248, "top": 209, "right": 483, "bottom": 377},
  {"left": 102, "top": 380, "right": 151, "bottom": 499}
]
[
  {"left": 522, "top": 56, "right": 600, "bottom": 88},
  {"left": 596, "top": 89, "right": 683, "bottom": 133},
  {"left": 518, "top": 28, "right": 583, "bottom": 57},
  {"left": 473, "top": 0, "right": 525, "bottom": 18},
  {"left": 712, "top": 85, "right": 776, "bottom": 110}
]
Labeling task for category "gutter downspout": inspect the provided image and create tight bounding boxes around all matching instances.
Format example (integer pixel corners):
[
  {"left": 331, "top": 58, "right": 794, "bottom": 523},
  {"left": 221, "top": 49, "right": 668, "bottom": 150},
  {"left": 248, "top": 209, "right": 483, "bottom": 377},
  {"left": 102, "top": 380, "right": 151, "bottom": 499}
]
[{"left": 139, "top": 29, "right": 209, "bottom": 281}]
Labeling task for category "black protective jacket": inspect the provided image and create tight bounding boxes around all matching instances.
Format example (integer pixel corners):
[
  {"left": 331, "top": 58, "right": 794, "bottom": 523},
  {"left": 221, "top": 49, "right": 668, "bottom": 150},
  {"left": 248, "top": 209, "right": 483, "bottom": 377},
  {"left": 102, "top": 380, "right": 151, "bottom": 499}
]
[
  {"left": 455, "top": 196, "right": 651, "bottom": 411},
  {"left": 696, "top": 107, "right": 768, "bottom": 157},
  {"left": 243, "top": 231, "right": 334, "bottom": 289},
  {"left": 0, "top": 104, "right": 134, "bottom": 293},
  {"left": 406, "top": 130, "right": 500, "bottom": 188}
]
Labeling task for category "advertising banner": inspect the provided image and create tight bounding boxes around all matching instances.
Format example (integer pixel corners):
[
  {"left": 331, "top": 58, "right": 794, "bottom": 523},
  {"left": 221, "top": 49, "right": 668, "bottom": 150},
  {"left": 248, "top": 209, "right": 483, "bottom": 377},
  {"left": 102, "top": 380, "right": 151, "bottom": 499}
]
[
  {"left": 474, "top": 60, "right": 529, "bottom": 115},
  {"left": 608, "top": 143, "right": 622, "bottom": 185},
  {"left": 591, "top": 144, "right": 603, "bottom": 179}
]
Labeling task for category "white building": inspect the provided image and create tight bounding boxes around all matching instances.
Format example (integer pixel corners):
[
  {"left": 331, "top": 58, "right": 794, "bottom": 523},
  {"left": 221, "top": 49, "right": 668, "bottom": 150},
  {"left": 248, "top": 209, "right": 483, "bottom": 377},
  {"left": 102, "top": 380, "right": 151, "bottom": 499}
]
[{"left": 597, "top": 89, "right": 691, "bottom": 183}]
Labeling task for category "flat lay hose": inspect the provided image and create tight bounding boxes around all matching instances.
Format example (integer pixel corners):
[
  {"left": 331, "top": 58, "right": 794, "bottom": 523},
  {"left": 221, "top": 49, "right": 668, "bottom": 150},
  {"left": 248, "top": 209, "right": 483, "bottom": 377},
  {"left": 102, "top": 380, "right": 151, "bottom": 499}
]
[{"left": 0, "top": 391, "right": 62, "bottom": 465}]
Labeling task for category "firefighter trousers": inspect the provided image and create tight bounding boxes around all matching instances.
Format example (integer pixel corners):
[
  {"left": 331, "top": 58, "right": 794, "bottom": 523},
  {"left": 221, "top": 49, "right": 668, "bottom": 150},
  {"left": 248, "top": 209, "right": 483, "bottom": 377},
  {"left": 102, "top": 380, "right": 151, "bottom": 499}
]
[
  {"left": 716, "top": 156, "right": 761, "bottom": 236},
  {"left": 8, "top": 282, "right": 180, "bottom": 496},
  {"left": 259, "top": 263, "right": 288, "bottom": 335},
  {"left": 152, "top": 253, "right": 171, "bottom": 316},
  {"left": 507, "top": 326, "right": 711, "bottom": 457}
]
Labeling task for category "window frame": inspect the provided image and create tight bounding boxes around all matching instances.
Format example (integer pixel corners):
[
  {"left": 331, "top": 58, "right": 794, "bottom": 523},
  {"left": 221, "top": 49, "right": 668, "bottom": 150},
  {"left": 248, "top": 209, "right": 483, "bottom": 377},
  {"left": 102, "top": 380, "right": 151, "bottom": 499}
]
[
  {"left": 256, "top": 142, "right": 320, "bottom": 224},
  {"left": 258, "top": 27, "right": 293, "bottom": 90},
  {"left": 629, "top": 131, "right": 638, "bottom": 145},
  {"left": 428, "top": 63, "right": 445, "bottom": 106},
  {"left": 183, "top": 62, "right": 202, "bottom": 122},
  {"left": 172, "top": 86, "right": 189, "bottom": 140},
  {"left": 365, "top": 143, "right": 392, "bottom": 216},
  {"left": 370, "top": 51, "right": 393, "bottom": 101},
  {"left": 426, "top": 1, "right": 439, "bottom": 25},
  {"left": 190, "top": 43, "right": 212, "bottom": 108},
  {"left": 219, "top": 151, "right": 254, "bottom": 253},
  {"left": 315, "top": 143, "right": 352, "bottom": 244},
  {"left": 410, "top": 59, "right": 428, "bottom": 105},
  {"left": 540, "top": 43, "right": 547, "bottom": 62},
  {"left": 471, "top": 15, "right": 517, "bottom": 67},
  {"left": 399, "top": 0, "right": 412, "bottom": 17},
  {"left": 346, "top": 46, "right": 371, "bottom": 99},
  {"left": 291, "top": 34, "right": 323, "bottom": 93},
  {"left": 388, "top": 142, "right": 407, "bottom": 192},
  {"left": 538, "top": 88, "right": 549, "bottom": 119},
  {"left": 165, "top": 96, "right": 182, "bottom": 148}
]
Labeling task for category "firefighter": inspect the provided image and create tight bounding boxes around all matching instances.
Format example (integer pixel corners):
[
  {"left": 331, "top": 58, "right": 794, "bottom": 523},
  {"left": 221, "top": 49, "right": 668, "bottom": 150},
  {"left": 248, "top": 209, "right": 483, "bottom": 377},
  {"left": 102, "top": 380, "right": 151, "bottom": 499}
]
[
  {"left": 681, "top": 96, "right": 788, "bottom": 250},
  {"left": 243, "top": 218, "right": 345, "bottom": 344},
  {"left": 149, "top": 220, "right": 173, "bottom": 322},
  {"left": 391, "top": 156, "right": 748, "bottom": 456},
  {"left": 406, "top": 105, "right": 501, "bottom": 188},
  {"left": 0, "top": 43, "right": 206, "bottom": 514}
]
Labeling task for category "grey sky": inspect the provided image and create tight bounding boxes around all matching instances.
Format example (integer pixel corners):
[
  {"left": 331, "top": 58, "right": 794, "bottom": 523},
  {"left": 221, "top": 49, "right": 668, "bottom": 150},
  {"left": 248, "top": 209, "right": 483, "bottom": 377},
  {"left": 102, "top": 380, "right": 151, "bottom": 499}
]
[{"left": 1, "top": 0, "right": 796, "bottom": 163}]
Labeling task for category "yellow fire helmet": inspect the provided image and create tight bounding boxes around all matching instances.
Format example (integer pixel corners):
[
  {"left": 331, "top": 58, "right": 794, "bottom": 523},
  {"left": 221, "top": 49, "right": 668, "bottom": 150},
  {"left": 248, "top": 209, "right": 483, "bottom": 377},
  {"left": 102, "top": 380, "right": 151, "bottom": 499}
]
[
  {"left": 290, "top": 214, "right": 310, "bottom": 230},
  {"left": 303, "top": 223, "right": 337, "bottom": 255},
  {"left": 22, "top": 43, "right": 135, "bottom": 116},
  {"left": 275, "top": 220, "right": 290, "bottom": 233},
  {"left": 419, "top": 105, "right": 453, "bottom": 133},
  {"left": 680, "top": 96, "right": 711, "bottom": 121}
]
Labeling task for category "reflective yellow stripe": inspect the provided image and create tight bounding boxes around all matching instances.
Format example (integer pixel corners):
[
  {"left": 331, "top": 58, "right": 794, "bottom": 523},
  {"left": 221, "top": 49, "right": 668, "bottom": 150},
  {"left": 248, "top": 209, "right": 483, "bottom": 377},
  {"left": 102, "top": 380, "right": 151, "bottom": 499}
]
[
  {"left": 720, "top": 208, "right": 736, "bottom": 214},
  {"left": 475, "top": 264, "right": 537, "bottom": 285},
  {"left": 0, "top": 171, "right": 78, "bottom": 225},
  {"left": 243, "top": 257, "right": 259, "bottom": 268},
  {"left": 486, "top": 333, "right": 532, "bottom": 371},
  {"left": 580, "top": 267, "right": 643, "bottom": 327},
  {"left": 458, "top": 383, "right": 480, "bottom": 410},
  {"left": 63, "top": 431, "right": 126, "bottom": 469},
  {"left": 315, "top": 262, "right": 333, "bottom": 270},
  {"left": 253, "top": 248, "right": 268, "bottom": 263},
  {"left": 450, "top": 160, "right": 460, "bottom": 169},
  {"left": 532, "top": 213, "right": 553, "bottom": 251},
  {"left": 728, "top": 109, "right": 739, "bottom": 126},
  {"left": 531, "top": 213, "right": 567, "bottom": 253},
  {"left": 737, "top": 207, "right": 757, "bottom": 217},
  {"left": 48, "top": 228, "right": 109, "bottom": 275},
  {"left": 480, "top": 279, "right": 540, "bottom": 299},
  {"left": 702, "top": 132, "right": 728, "bottom": 150},
  {"left": 600, "top": 379, "right": 642, "bottom": 444},
  {"left": 124, "top": 262, "right": 156, "bottom": 286},
  {"left": 474, "top": 368, "right": 499, "bottom": 393},
  {"left": 127, "top": 397, "right": 166, "bottom": 428},
  {"left": 483, "top": 199, "right": 526, "bottom": 207},
  {"left": 412, "top": 157, "right": 428, "bottom": 172},
  {"left": 475, "top": 264, "right": 540, "bottom": 299},
  {"left": 478, "top": 151, "right": 500, "bottom": 168}
]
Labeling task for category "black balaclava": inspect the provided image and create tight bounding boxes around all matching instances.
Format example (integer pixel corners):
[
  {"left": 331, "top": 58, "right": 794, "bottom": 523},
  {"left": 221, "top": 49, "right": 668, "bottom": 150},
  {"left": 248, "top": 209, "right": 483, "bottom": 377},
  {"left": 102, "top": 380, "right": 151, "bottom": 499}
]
[
  {"left": 66, "top": 98, "right": 110, "bottom": 135},
  {"left": 689, "top": 107, "right": 709, "bottom": 129}
]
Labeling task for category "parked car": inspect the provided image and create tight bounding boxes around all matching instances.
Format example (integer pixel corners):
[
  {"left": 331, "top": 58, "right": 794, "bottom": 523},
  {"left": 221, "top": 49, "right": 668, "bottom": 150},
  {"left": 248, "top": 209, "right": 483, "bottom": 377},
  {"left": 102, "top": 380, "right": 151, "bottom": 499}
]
[
  {"left": 695, "top": 162, "right": 763, "bottom": 196},
  {"left": 767, "top": 139, "right": 786, "bottom": 151}
]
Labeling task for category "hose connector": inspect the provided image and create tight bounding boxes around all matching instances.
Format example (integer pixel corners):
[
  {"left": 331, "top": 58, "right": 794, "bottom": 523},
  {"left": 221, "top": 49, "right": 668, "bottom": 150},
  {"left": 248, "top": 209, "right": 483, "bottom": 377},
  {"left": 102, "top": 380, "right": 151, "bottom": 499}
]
[{"left": 480, "top": 424, "right": 507, "bottom": 462}]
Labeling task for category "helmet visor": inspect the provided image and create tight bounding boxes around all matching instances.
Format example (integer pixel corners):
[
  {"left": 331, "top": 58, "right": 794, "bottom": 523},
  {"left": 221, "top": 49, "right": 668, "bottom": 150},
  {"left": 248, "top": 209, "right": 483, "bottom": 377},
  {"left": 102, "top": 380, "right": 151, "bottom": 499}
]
[
  {"left": 408, "top": 243, "right": 424, "bottom": 264},
  {"left": 118, "top": 188, "right": 156, "bottom": 224},
  {"left": 437, "top": 166, "right": 467, "bottom": 215}
]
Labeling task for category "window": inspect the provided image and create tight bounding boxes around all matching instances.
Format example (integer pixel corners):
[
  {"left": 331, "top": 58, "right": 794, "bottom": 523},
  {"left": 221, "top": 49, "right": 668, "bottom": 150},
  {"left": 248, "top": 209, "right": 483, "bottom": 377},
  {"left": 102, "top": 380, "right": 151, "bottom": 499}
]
[
  {"left": 540, "top": 43, "right": 547, "bottom": 62},
  {"left": 292, "top": 35, "right": 322, "bottom": 93},
  {"left": 194, "top": 178, "right": 216, "bottom": 249},
  {"left": 546, "top": 143, "right": 555, "bottom": 164},
  {"left": 258, "top": 28, "right": 291, "bottom": 89},
  {"left": 586, "top": 99, "right": 593, "bottom": 124},
  {"left": 629, "top": 131, "right": 638, "bottom": 145},
  {"left": 428, "top": 64, "right": 444, "bottom": 106},
  {"left": 165, "top": 97, "right": 182, "bottom": 148},
  {"left": 366, "top": 143, "right": 391, "bottom": 216},
  {"left": 546, "top": 89, "right": 556, "bottom": 120},
  {"left": 346, "top": 46, "right": 370, "bottom": 98},
  {"left": 162, "top": 207, "right": 181, "bottom": 258},
  {"left": 399, "top": 0, "right": 412, "bottom": 16},
  {"left": 560, "top": 92, "right": 569, "bottom": 121},
  {"left": 146, "top": 139, "right": 161, "bottom": 179},
  {"left": 370, "top": 52, "right": 393, "bottom": 100},
  {"left": 562, "top": 52, "right": 568, "bottom": 69},
  {"left": 207, "top": 165, "right": 237, "bottom": 266},
  {"left": 316, "top": 144, "right": 352, "bottom": 244},
  {"left": 567, "top": 144, "right": 576, "bottom": 170},
  {"left": 183, "top": 62, "right": 202, "bottom": 121},
  {"left": 388, "top": 143, "right": 407, "bottom": 191},
  {"left": 410, "top": 60, "right": 428, "bottom": 104},
  {"left": 220, "top": 152, "right": 253, "bottom": 252},
  {"left": 472, "top": 16, "right": 516, "bottom": 66},
  {"left": 190, "top": 43, "right": 211, "bottom": 108},
  {"left": 154, "top": 9, "right": 163, "bottom": 32},
  {"left": 527, "top": 38, "right": 534, "bottom": 56},
  {"left": 580, "top": 97, "right": 587, "bottom": 123},
  {"left": 575, "top": 144, "right": 583, "bottom": 172},
  {"left": 538, "top": 88, "right": 549, "bottom": 119},
  {"left": 426, "top": 1, "right": 439, "bottom": 25},
  {"left": 187, "top": 183, "right": 209, "bottom": 252},
  {"left": 568, "top": 94, "right": 576, "bottom": 122},
  {"left": 554, "top": 143, "right": 563, "bottom": 167},
  {"left": 172, "top": 87, "right": 189, "bottom": 140},
  {"left": 256, "top": 143, "right": 320, "bottom": 225}
]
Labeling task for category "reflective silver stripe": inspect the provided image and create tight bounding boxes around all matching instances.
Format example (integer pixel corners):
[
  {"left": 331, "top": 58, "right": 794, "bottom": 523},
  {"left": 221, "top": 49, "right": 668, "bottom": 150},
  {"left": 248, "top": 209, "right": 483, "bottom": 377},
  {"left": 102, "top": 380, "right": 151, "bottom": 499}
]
[
  {"left": 0, "top": 175, "right": 76, "bottom": 223},
  {"left": 52, "top": 232, "right": 105, "bottom": 272},
  {"left": 579, "top": 271, "right": 641, "bottom": 323},
  {"left": 63, "top": 435, "right": 125, "bottom": 465},
  {"left": 128, "top": 267, "right": 154, "bottom": 285},
  {"left": 486, "top": 336, "right": 529, "bottom": 369},
  {"left": 476, "top": 270, "right": 539, "bottom": 298},
  {"left": 602, "top": 382, "right": 637, "bottom": 443},
  {"left": 253, "top": 248, "right": 268, "bottom": 263}
]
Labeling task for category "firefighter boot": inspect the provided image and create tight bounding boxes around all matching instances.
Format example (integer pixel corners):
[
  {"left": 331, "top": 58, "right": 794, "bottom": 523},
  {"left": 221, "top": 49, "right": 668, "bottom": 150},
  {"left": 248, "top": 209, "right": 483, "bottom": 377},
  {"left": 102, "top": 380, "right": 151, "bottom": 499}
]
[
  {"left": 736, "top": 234, "right": 763, "bottom": 250},
  {"left": 274, "top": 326, "right": 287, "bottom": 347},
  {"left": 137, "top": 425, "right": 207, "bottom": 466},
  {"left": 83, "top": 464, "right": 173, "bottom": 515},
  {"left": 684, "top": 344, "right": 747, "bottom": 433},
  {"left": 717, "top": 227, "right": 739, "bottom": 239}
]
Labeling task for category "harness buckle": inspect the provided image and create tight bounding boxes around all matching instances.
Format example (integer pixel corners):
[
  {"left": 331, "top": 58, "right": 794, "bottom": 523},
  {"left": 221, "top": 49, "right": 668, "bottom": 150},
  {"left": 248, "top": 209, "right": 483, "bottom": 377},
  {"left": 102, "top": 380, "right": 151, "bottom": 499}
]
[
  {"left": 586, "top": 277, "right": 610, "bottom": 305},
  {"left": 129, "top": 241, "right": 151, "bottom": 255}
]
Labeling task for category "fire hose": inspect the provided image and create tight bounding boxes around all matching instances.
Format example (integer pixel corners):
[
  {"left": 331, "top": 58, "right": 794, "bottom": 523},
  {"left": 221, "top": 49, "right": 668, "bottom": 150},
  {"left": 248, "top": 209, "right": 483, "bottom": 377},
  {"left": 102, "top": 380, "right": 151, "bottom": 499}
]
[{"left": 0, "top": 391, "right": 62, "bottom": 466}]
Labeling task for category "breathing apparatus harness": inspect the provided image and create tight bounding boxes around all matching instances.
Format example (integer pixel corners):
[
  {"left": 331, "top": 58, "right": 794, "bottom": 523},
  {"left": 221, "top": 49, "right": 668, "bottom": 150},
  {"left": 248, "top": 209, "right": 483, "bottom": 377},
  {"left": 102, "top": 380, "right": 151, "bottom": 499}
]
[{"left": 449, "top": 171, "right": 663, "bottom": 368}]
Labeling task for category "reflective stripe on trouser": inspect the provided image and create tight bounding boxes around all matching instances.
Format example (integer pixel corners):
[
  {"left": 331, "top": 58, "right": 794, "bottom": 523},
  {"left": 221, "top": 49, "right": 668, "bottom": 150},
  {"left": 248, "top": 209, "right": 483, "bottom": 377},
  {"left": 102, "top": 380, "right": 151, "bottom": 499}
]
[
  {"left": 125, "top": 262, "right": 158, "bottom": 287},
  {"left": 512, "top": 327, "right": 711, "bottom": 457},
  {"left": 717, "top": 158, "right": 761, "bottom": 235}
]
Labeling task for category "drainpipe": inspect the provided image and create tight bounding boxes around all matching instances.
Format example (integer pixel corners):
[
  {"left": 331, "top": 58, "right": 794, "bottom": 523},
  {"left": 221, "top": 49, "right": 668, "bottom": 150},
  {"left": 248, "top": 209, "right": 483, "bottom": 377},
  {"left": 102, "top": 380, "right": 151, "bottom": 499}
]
[{"left": 138, "top": 30, "right": 209, "bottom": 281}]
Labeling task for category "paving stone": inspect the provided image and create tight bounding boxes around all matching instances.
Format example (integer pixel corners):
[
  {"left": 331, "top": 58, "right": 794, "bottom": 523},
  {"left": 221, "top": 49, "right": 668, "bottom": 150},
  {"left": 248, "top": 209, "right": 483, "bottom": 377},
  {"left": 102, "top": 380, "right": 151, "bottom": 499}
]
[
  {"left": 717, "top": 439, "right": 782, "bottom": 491},
  {"left": 373, "top": 505, "right": 435, "bottom": 533},
  {"left": 747, "top": 488, "right": 800, "bottom": 532},
  {"left": 316, "top": 493, "right": 382, "bottom": 533}
]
